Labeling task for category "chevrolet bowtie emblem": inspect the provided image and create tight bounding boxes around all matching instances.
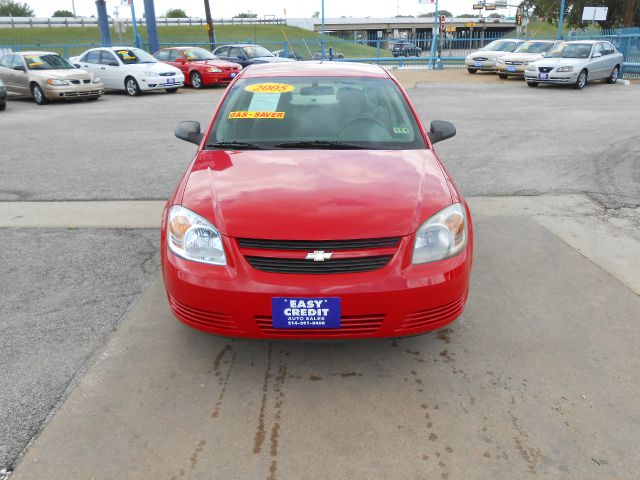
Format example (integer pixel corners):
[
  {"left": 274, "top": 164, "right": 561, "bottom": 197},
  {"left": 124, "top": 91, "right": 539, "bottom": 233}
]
[{"left": 305, "top": 251, "right": 333, "bottom": 262}]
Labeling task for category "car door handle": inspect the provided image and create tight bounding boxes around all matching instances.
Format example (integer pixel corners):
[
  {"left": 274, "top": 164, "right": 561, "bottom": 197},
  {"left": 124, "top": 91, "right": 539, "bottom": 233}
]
[{"left": 100, "top": 67, "right": 106, "bottom": 70}]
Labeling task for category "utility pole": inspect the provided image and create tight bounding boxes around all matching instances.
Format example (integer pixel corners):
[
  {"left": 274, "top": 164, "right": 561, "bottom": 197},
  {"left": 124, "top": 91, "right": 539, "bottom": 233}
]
[
  {"left": 204, "top": 0, "right": 217, "bottom": 50},
  {"left": 321, "top": 0, "right": 326, "bottom": 59},
  {"left": 557, "top": 0, "right": 566, "bottom": 39},
  {"left": 71, "top": 0, "right": 76, "bottom": 16},
  {"left": 429, "top": 0, "right": 439, "bottom": 69},
  {"left": 623, "top": 0, "right": 636, "bottom": 27}
]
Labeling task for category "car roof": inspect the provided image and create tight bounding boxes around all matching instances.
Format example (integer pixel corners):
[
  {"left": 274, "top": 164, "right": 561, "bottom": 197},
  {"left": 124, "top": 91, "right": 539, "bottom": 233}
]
[
  {"left": 239, "top": 61, "right": 390, "bottom": 78},
  {"left": 215, "top": 44, "right": 258, "bottom": 48},
  {"left": 16, "top": 51, "right": 59, "bottom": 56},
  {"left": 560, "top": 40, "right": 601, "bottom": 45}
]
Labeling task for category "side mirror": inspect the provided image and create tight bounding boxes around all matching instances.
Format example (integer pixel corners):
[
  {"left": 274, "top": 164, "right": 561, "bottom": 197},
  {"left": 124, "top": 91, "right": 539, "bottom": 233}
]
[
  {"left": 592, "top": 52, "right": 602, "bottom": 58},
  {"left": 428, "top": 120, "right": 456, "bottom": 145},
  {"left": 175, "top": 121, "right": 203, "bottom": 145},
  {"left": 179, "top": 57, "right": 186, "bottom": 64},
  {"left": 73, "top": 63, "right": 81, "bottom": 68},
  {"left": 13, "top": 65, "right": 26, "bottom": 72}
]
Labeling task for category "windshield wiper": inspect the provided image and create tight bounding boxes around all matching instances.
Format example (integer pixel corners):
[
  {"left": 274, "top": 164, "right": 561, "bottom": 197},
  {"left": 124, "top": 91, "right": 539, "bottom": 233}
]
[
  {"left": 206, "top": 141, "right": 270, "bottom": 150},
  {"left": 274, "top": 140, "right": 367, "bottom": 149}
]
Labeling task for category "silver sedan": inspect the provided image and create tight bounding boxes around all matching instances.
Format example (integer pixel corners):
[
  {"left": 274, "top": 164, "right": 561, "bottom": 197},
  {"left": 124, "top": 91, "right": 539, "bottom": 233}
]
[{"left": 524, "top": 40, "right": 624, "bottom": 89}]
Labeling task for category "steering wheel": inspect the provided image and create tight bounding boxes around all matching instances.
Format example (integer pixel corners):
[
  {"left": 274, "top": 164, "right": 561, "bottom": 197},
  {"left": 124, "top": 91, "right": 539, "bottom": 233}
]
[{"left": 340, "top": 114, "right": 387, "bottom": 132}]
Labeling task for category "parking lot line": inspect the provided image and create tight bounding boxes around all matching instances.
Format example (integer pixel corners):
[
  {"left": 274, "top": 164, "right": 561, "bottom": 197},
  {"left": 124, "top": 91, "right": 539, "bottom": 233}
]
[{"left": 10, "top": 214, "right": 640, "bottom": 479}]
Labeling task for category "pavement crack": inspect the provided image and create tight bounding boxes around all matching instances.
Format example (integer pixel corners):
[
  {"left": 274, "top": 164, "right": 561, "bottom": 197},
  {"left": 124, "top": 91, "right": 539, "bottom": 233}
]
[{"left": 253, "top": 343, "right": 273, "bottom": 454}]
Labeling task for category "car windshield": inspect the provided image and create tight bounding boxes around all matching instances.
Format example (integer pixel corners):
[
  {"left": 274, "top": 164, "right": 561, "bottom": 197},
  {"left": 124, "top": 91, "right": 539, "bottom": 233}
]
[
  {"left": 24, "top": 54, "right": 74, "bottom": 70},
  {"left": 514, "top": 41, "right": 554, "bottom": 54},
  {"left": 114, "top": 48, "right": 157, "bottom": 64},
  {"left": 244, "top": 46, "right": 273, "bottom": 58},
  {"left": 545, "top": 43, "right": 592, "bottom": 59},
  {"left": 207, "top": 76, "right": 425, "bottom": 150},
  {"left": 482, "top": 40, "right": 519, "bottom": 52},
  {"left": 183, "top": 47, "right": 216, "bottom": 61}
]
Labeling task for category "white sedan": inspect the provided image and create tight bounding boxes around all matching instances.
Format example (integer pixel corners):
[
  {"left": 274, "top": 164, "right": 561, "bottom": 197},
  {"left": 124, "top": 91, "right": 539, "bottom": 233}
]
[{"left": 70, "top": 46, "right": 184, "bottom": 96}]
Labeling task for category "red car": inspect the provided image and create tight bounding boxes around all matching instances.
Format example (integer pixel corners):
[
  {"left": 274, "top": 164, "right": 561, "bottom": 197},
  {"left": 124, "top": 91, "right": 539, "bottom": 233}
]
[
  {"left": 162, "top": 62, "right": 473, "bottom": 339},
  {"left": 154, "top": 46, "right": 241, "bottom": 89}
]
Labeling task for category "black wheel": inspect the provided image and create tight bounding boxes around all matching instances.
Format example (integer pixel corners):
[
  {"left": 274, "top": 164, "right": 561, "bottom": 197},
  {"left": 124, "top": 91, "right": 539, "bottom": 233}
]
[
  {"left": 0, "top": 101, "right": 5, "bottom": 111},
  {"left": 190, "top": 71, "right": 203, "bottom": 89},
  {"left": 165, "top": 88, "right": 179, "bottom": 94},
  {"left": 467, "top": 68, "right": 477, "bottom": 74},
  {"left": 86, "top": 96, "right": 99, "bottom": 101},
  {"left": 31, "top": 83, "right": 48, "bottom": 105},
  {"left": 498, "top": 73, "right": 508, "bottom": 79},
  {"left": 527, "top": 81, "right": 538, "bottom": 88},
  {"left": 606, "top": 66, "right": 619, "bottom": 84},
  {"left": 124, "top": 76, "right": 141, "bottom": 96},
  {"left": 574, "top": 69, "right": 588, "bottom": 89}
]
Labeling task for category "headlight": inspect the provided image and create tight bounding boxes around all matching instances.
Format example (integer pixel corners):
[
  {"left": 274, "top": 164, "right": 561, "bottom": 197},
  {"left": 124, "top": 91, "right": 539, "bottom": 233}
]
[
  {"left": 496, "top": 58, "right": 505, "bottom": 64},
  {"left": 206, "top": 67, "right": 222, "bottom": 73},
  {"left": 412, "top": 203, "right": 467, "bottom": 264},
  {"left": 465, "top": 55, "right": 471, "bottom": 61},
  {"left": 168, "top": 205, "right": 226, "bottom": 265},
  {"left": 525, "top": 65, "right": 536, "bottom": 71},
  {"left": 93, "top": 76, "right": 102, "bottom": 83},
  {"left": 556, "top": 66, "right": 573, "bottom": 72},
  {"left": 522, "top": 62, "right": 529, "bottom": 66},
  {"left": 489, "top": 57, "right": 498, "bottom": 62},
  {"left": 47, "top": 79, "right": 70, "bottom": 86}
]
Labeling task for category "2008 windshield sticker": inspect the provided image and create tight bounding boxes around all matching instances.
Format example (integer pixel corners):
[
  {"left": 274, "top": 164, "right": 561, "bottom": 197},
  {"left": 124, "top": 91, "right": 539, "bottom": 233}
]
[
  {"left": 229, "top": 111, "right": 285, "bottom": 119},
  {"left": 245, "top": 83, "right": 294, "bottom": 94}
]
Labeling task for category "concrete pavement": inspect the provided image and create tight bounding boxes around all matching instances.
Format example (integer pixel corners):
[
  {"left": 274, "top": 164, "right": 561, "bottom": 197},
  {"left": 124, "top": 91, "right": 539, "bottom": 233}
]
[{"left": 10, "top": 213, "right": 640, "bottom": 479}]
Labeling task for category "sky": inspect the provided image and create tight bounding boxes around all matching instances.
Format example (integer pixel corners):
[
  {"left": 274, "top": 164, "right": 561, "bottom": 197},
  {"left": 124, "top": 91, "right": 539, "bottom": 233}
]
[{"left": 25, "top": 0, "right": 489, "bottom": 19}]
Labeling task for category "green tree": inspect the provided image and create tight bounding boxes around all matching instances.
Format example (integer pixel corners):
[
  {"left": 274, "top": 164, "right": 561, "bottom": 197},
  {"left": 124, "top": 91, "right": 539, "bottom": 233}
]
[
  {"left": 164, "top": 8, "right": 187, "bottom": 18},
  {"left": 458, "top": 13, "right": 477, "bottom": 17},
  {"left": 235, "top": 11, "right": 258, "bottom": 18},
  {"left": 519, "top": 0, "right": 639, "bottom": 29},
  {"left": 52, "top": 9, "right": 74, "bottom": 17},
  {"left": 312, "top": 11, "right": 320, "bottom": 18},
  {"left": 488, "top": 12, "right": 505, "bottom": 18},
  {"left": 0, "top": 0, "right": 34, "bottom": 16}
]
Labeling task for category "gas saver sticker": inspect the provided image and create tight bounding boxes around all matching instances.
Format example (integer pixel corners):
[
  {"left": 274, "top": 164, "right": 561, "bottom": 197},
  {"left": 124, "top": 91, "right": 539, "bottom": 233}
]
[
  {"left": 245, "top": 83, "right": 294, "bottom": 94},
  {"left": 229, "top": 111, "right": 285, "bottom": 119}
]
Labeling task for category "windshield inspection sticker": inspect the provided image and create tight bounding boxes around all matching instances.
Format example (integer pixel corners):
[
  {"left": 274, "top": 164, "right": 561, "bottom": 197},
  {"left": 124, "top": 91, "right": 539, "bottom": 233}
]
[
  {"left": 229, "top": 111, "right": 285, "bottom": 119},
  {"left": 393, "top": 126, "right": 410, "bottom": 134},
  {"left": 245, "top": 82, "right": 294, "bottom": 94},
  {"left": 272, "top": 298, "right": 341, "bottom": 329}
]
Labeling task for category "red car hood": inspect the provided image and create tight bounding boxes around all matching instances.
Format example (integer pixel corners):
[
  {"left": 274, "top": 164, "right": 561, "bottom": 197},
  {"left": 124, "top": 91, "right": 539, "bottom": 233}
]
[
  {"left": 191, "top": 59, "right": 239, "bottom": 69},
  {"left": 180, "top": 149, "right": 452, "bottom": 240}
]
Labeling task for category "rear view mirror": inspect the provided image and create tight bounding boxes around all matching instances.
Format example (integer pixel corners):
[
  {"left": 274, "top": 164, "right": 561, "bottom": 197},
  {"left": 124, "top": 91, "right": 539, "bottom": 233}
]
[
  {"left": 428, "top": 120, "right": 456, "bottom": 144},
  {"left": 175, "top": 121, "right": 203, "bottom": 145}
]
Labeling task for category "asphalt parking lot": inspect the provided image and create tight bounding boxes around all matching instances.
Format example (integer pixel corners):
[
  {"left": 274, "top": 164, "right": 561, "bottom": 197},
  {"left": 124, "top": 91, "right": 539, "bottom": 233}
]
[{"left": 1, "top": 70, "right": 639, "bottom": 479}]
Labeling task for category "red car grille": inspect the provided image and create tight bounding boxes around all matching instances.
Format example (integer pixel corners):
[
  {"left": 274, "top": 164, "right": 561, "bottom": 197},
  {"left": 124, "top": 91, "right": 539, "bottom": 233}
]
[
  {"left": 169, "top": 296, "right": 243, "bottom": 334},
  {"left": 255, "top": 314, "right": 384, "bottom": 336},
  {"left": 238, "top": 237, "right": 400, "bottom": 275},
  {"left": 394, "top": 295, "right": 466, "bottom": 333}
]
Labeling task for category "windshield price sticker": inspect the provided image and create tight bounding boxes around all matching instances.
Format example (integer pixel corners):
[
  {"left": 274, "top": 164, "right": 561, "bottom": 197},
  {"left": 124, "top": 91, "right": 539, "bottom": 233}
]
[
  {"left": 248, "top": 92, "right": 281, "bottom": 112},
  {"left": 229, "top": 111, "right": 285, "bottom": 119},
  {"left": 245, "top": 83, "right": 294, "bottom": 94},
  {"left": 272, "top": 298, "right": 341, "bottom": 329}
]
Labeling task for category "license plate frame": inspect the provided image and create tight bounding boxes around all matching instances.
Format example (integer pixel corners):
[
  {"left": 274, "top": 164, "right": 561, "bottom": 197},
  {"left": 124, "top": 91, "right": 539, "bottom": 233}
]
[
  {"left": 538, "top": 73, "right": 549, "bottom": 80},
  {"left": 271, "top": 297, "right": 341, "bottom": 329}
]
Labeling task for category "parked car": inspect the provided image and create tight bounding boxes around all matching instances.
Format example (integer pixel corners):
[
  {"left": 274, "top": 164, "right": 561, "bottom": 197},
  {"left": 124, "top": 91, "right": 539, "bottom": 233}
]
[
  {"left": 312, "top": 50, "right": 345, "bottom": 60},
  {"left": 212, "top": 44, "right": 295, "bottom": 68},
  {"left": 164, "top": 62, "right": 472, "bottom": 339},
  {"left": 465, "top": 39, "right": 524, "bottom": 73},
  {"left": 0, "top": 78, "right": 6, "bottom": 110},
  {"left": 524, "top": 40, "right": 624, "bottom": 89},
  {"left": 70, "top": 46, "right": 184, "bottom": 96},
  {"left": 392, "top": 42, "right": 422, "bottom": 57},
  {"left": 495, "top": 40, "right": 558, "bottom": 79},
  {"left": 154, "top": 46, "right": 241, "bottom": 89},
  {"left": 272, "top": 49, "right": 304, "bottom": 61},
  {"left": 0, "top": 51, "right": 103, "bottom": 105}
]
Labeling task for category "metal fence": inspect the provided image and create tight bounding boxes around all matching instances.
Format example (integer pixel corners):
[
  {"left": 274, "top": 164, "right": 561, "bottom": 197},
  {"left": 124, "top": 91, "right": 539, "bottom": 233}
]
[
  {"left": 1, "top": 29, "right": 639, "bottom": 79},
  {"left": 0, "top": 16, "right": 285, "bottom": 29}
]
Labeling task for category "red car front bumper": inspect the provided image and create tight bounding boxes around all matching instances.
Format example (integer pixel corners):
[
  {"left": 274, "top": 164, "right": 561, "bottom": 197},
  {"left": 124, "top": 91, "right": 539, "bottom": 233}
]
[
  {"left": 161, "top": 229, "right": 472, "bottom": 340},
  {"left": 200, "top": 71, "right": 238, "bottom": 85}
]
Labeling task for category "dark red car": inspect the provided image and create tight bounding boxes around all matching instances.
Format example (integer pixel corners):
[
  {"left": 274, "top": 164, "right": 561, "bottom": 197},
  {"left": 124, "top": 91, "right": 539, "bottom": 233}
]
[
  {"left": 162, "top": 62, "right": 472, "bottom": 339},
  {"left": 154, "top": 46, "right": 241, "bottom": 89}
]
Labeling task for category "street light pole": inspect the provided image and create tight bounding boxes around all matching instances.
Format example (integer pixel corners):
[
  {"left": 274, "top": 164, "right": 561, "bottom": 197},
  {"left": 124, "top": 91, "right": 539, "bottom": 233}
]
[
  {"left": 321, "top": 0, "right": 326, "bottom": 59},
  {"left": 429, "top": 0, "right": 439, "bottom": 69},
  {"left": 557, "top": 0, "right": 566, "bottom": 39}
]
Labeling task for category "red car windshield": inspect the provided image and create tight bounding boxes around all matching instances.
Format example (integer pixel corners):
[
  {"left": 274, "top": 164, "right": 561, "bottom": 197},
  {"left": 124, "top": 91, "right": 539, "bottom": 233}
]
[
  {"left": 207, "top": 76, "right": 425, "bottom": 150},
  {"left": 183, "top": 48, "right": 217, "bottom": 61}
]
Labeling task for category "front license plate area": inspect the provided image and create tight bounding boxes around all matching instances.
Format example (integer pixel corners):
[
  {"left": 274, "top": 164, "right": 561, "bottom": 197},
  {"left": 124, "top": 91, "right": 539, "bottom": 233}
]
[
  {"left": 538, "top": 73, "right": 549, "bottom": 80},
  {"left": 474, "top": 62, "right": 482, "bottom": 67},
  {"left": 507, "top": 66, "right": 516, "bottom": 72},
  {"left": 230, "top": 72, "right": 237, "bottom": 78},
  {"left": 272, "top": 297, "right": 340, "bottom": 329}
]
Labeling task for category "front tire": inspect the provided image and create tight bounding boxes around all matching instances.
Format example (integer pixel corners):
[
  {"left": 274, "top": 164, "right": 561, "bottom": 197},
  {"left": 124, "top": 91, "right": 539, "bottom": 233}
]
[
  {"left": 31, "top": 84, "right": 48, "bottom": 105},
  {"left": 190, "top": 71, "right": 203, "bottom": 89},
  {"left": 467, "top": 68, "right": 477, "bottom": 74},
  {"left": 606, "top": 66, "right": 619, "bottom": 84},
  {"left": 0, "top": 102, "right": 6, "bottom": 111},
  {"left": 125, "top": 76, "right": 141, "bottom": 96},
  {"left": 527, "top": 81, "right": 538, "bottom": 87},
  {"left": 574, "top": 69, "right": 588, "bottom": 89},
  {"left": 86, "top": 96, "right": 99, "bottom": 101},
  {"left": 165, "top": 88, "right": 179, "bottom": 94},
  {"left": 498, "top": 73, "right": 508, "bottom": 79}
]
